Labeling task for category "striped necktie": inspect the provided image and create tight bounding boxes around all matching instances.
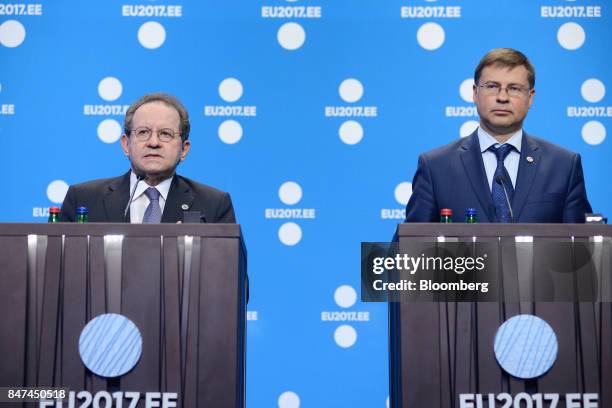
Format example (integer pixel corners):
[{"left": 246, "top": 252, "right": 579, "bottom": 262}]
[
  {"left": 142, "top": 187, "right": 162, "bottom": 223},
  {"left": 489, "top": 144, "right": 515, "bottom": 223}
]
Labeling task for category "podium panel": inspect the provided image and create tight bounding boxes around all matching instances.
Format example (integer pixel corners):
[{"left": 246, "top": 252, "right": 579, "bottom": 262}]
[
  {"left": 390, "top": 224, "right": 611, "bottom": 408},
  {"left": 0, "top": 223, "right": 246, "bottom": 408}
]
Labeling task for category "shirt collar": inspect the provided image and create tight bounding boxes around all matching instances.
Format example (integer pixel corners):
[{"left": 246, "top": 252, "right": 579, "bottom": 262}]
[
  {"left": 130, "top": 171, "right": 173, "bottom": 201},
  {"left": 477, "top": 127, "right": 523, "bottom": 153}
]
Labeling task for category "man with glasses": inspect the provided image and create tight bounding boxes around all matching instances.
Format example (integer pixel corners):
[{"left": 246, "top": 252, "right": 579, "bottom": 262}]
[
  {"left": 405, "top": 48, "right": 591, "bottom": 223},
  {"left": 60, "top": 93, "right": 235, "bottom": 223}
]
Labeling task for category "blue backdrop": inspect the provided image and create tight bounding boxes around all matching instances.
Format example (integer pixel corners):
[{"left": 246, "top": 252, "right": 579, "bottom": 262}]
[{"left": 1, "top": 0, "right": 610, "bottom": 407}]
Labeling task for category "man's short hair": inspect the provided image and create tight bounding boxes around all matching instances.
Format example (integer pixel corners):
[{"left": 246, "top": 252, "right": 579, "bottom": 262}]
[
  {"left": 124, "top": 93, "right": 190, "bottom": 141},
  {"left": 474, "top": 48, "right": 536, "bottom": 89}
]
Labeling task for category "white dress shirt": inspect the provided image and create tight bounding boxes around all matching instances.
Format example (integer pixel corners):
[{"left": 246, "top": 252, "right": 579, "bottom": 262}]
[
  {"left": 128, "top": 171, "right": 173, "bottom": 223},
  {"left": 477, "top": 127, "right": 522, "bottom": 192}
]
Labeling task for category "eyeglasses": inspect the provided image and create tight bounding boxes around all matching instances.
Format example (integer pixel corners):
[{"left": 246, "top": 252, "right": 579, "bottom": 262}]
[
  {"left": 477, "top": 83, "right": 531, "bottom": 98},
  {"left": 130, "top": 127, "right": 180, "bottom": 142}
]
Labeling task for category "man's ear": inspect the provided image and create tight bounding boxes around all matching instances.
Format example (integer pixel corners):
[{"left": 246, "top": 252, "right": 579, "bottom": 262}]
[
  {"left": 180, "top": 140, "right": 191, "bottom": 161},
  {"left": 120, "top": 134, "right": 130, "bottom": 157},
  {"left": 527, "top": 88, "right": 535, "bottom": 109}
]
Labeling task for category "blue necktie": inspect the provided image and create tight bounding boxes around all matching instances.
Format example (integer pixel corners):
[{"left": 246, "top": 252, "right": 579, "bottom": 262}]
[
  {"left": 489, "top": 144, "right": 515, "bottom": 223},
  {"left": 142, "top": 187, "right": 162, "bottom": 223}
]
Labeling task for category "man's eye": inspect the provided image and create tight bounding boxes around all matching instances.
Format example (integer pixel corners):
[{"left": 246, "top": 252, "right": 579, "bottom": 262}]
[
  {"left": 485, "top": 84, "right": 499, "bottom": 90},
  {"left": 160, "top": 130, "right": 173, "bottom": 139},
  {"left": 137, "top": 129, "right": 150, "bottom": 136},
  {"left": 509, "top": 86, "right": 522, "bottom": 92}
]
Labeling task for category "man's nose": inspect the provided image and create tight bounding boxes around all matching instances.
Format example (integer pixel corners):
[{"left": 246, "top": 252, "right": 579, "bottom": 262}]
[
  {"left": 496, "top": 88, "right": 510, "bottom": 102},
  {"left": 146, "top": 133, "right": 163, "bottom": 147}
]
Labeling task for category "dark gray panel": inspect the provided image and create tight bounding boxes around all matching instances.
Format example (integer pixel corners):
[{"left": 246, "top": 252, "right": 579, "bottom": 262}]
[{"left": 0, "top": 236, "right": 27, "bottom": 386}]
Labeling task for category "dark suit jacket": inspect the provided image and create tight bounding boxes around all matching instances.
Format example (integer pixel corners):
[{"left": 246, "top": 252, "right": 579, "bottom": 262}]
[
  {"left": 59, "top": 171, "right": 235, "bottom": 223},
  {"left": 58, "top": 171, "right": 248, "bottom": 301},
  {"left": 405, "top": 131, "right": 592, "bottom": 223}
]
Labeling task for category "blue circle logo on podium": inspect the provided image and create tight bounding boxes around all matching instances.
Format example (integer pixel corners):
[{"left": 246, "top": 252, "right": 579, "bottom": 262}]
[
  {"left": 494, "top": 314, "right": 557, "bottom": 379},
  {"left": 79, "top": 313, "right": 142, "bottom": 378}
]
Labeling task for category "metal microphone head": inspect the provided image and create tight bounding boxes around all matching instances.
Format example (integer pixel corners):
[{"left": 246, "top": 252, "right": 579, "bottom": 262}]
[{"left": 495, "top": 175, "right": 504, "bottom": 185}]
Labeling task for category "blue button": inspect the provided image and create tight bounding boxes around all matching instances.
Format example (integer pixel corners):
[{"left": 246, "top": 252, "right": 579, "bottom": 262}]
[
  {"left": 79, "top": 313, "right": 142, "bottom": 378},
  {"left": 494, "top": 314, "right": 558, "bottom": 379}
]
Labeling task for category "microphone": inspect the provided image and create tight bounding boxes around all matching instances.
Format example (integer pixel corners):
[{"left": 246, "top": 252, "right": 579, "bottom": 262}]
[
  {"left": 124, "top": 172, "right": 146, "bottom": 221},
  {"left": 495, "top": 175, "right": 514, "bottom": 222}
]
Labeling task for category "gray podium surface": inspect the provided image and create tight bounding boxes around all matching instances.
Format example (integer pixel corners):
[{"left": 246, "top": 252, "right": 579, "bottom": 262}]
[
  {"left": 0, "top": 223, "right": 246, "bottom": 407},
  {"left": 390, "top": 223, "right": 612, "bottom": 408}
]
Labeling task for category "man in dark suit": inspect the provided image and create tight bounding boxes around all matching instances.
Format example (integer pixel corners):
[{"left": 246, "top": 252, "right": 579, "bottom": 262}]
[
  {"left": 60, "top": 93, "right": 235, "bottom": 223},
  {"left": 405, "top": 48, "right": 592, "bottom": 223}
]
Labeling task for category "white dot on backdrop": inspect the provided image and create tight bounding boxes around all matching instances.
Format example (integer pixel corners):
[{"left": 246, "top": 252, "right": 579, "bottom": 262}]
[
  {"left": 98, "top": 77, "right": 123, "bottom": 102},
  {"left": 278, "top": 391, "right": 300, "bottom": 408},
  {"left": 339, "top": 120, "right": 364, "bottom": 145},
  {"left": 334, "top": 325, "right": 357, "bottom": 348},
  {"left": 218, "top": 78, "right": 243, "bottom": 103},
  {"left": 97, "top": 119, "right": 122, "bottom": 144},
  {"left": 557, "top": 22, "right": 585, "bottom": 50},
  {"left": 581, "top": 79, "right": 605, "bottom": 103},
  {"left": 278, "top": 222, "right": 302, "bottom": 246},
  {"left": 277, "top": 22, "right": 305, "bottom": 50},
  {"left": 47, "top": 180, "right": 69, "bottom": 204},
  {"left": 138, "top": 21, "right": 166, "bottom": 49},
  {"left": 339, "top": 78, "right": 364, "bottom": 103},
  {"left": 460, "top": 120, "right": 479, "bottom": 138},
  {"left": 394, "top": 182, "right": 412, "bottom": 206},
  {"left": 218, "top": 120, "right": 243, "bottom": 144},
  {"left": 279, "top": 181, "right": 302, "bottom": 205},
  {"left": 334, "top": 285, "right": 357, "bottom": 308},
  {"left": 459, "top": 78, "right": 474, "bottom": 103},
  {"left": 416, "top": 22, "right": 445, "bottom": 50},
  {"left": 0, "top": 20, "right": 26, "bottom": 48},
  {"left": 582, "top": 121, "right": 606, "bottom": 145}
]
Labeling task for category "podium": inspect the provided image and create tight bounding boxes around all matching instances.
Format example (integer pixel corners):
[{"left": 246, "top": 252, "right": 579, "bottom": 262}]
[
  {"left": 390, "top": 223, "right": 612, "bottom": 408},
  {"left": 0, "top": 223, "right": 247, "bottom": 407}
]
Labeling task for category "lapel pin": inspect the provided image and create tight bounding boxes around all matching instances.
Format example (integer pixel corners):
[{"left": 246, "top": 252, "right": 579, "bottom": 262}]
[
  {"left": 181, "top": 204, "right": 189, "bottom": 210},
  {"left": 526, "top": 156, "right": 534, "bottom": 163}
]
